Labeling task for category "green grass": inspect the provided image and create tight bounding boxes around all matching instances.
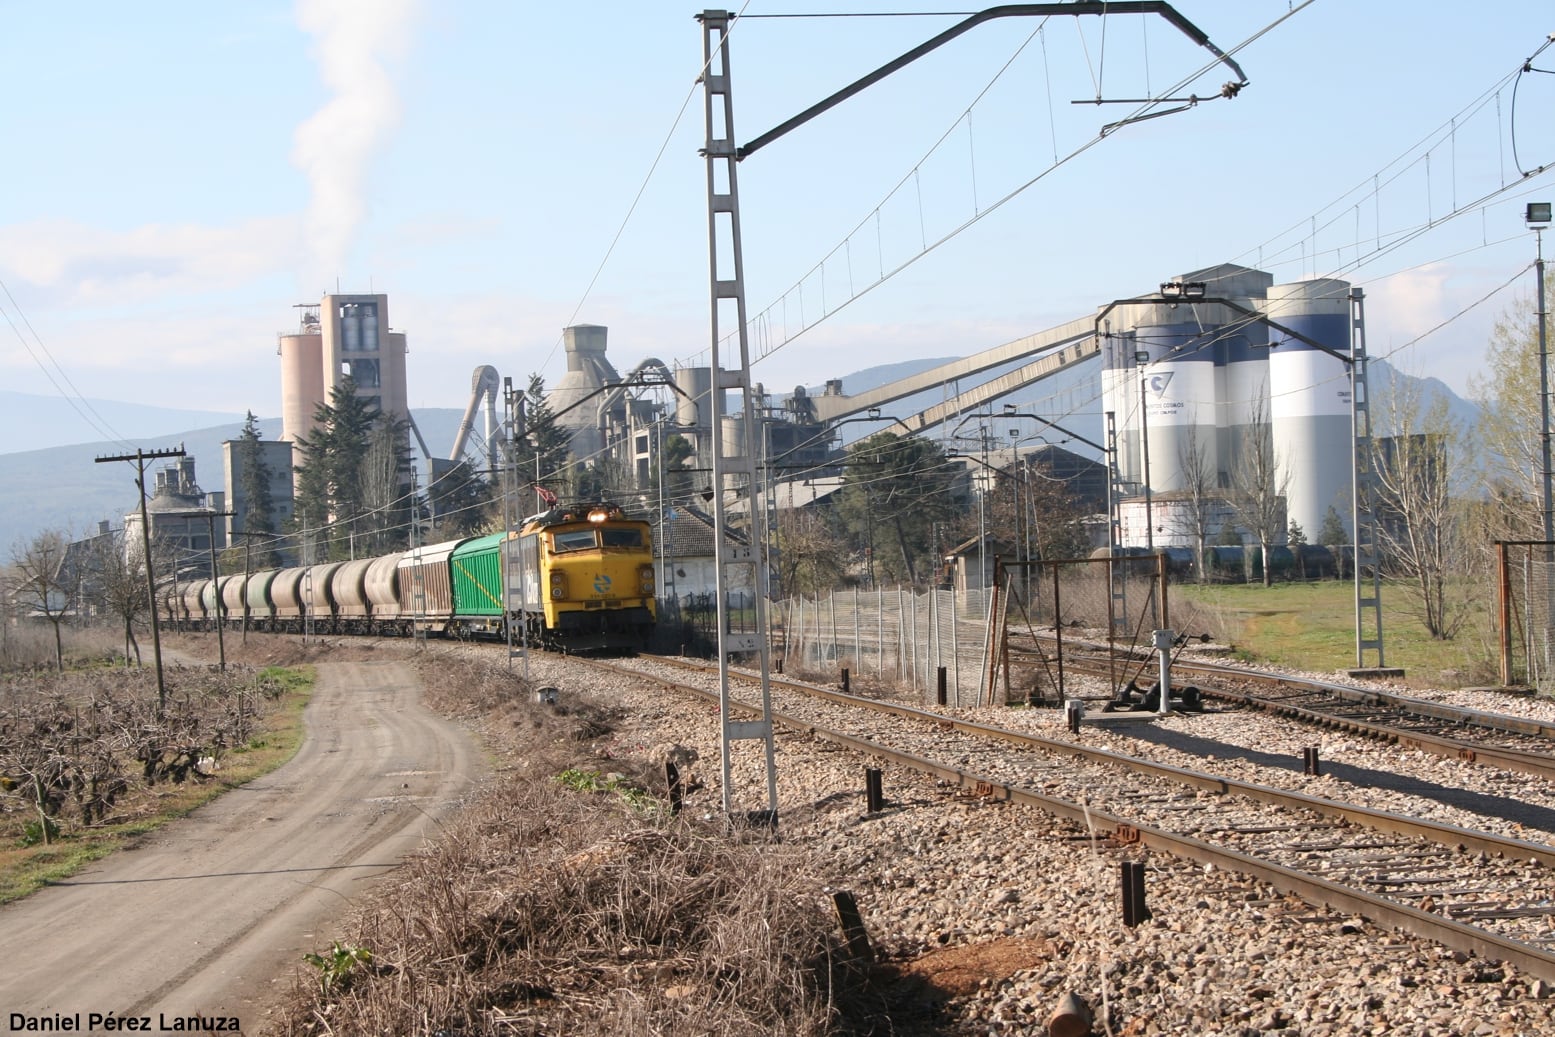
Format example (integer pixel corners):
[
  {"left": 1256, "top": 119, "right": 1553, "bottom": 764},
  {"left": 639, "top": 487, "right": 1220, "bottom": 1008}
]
[
  {"left": 1173, "top": 579, "right": 1502, "bottom": 689},
  {"left": 0, "top": 667, "right": 316, "bottom": 904}
]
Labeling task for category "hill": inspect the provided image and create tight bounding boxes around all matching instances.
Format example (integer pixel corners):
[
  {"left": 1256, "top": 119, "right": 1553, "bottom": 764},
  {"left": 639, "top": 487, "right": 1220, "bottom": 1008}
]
[
  {"left": 0, "top": 410, "right": 472, "bottom": 553},
  {"left": 0, "top": 391, "right": 248, "bottom": 455}
]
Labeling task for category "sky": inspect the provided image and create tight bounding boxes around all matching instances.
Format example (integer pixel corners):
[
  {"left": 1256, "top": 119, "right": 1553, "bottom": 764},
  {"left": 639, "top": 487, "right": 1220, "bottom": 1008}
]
[{"left": 1, "top": 1, "right": 1553, "bottom": 449}]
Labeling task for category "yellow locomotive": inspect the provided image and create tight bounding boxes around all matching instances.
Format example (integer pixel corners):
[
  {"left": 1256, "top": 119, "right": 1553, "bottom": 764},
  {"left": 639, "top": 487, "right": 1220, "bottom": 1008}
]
[{"left": 510, "top": 501, "right": 656, "bottom": 650}]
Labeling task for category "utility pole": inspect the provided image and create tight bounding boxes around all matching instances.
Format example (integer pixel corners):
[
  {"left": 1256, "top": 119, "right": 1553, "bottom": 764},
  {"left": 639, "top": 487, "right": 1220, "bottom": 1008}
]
[
  {"left": 1528, "top": 204, "right": 1552, "bottom": 550},
  {"left": 96, "top": 445, "right": 185, "bottom": 712},
  {"left": 1527, "top": 202, "right": 1552, "bottom": 648},
  {"left": 230, "top": 529, "right": 260, "bottom": 646},
  {"left": 203, "top": 509, "right": 235, "bottom": 671}
]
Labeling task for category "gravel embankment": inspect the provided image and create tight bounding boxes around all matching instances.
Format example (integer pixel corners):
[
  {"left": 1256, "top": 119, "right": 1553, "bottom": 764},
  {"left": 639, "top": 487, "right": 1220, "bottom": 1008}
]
[{"left": 519, "top": 651, "right": 1555, "bottom": 1036}]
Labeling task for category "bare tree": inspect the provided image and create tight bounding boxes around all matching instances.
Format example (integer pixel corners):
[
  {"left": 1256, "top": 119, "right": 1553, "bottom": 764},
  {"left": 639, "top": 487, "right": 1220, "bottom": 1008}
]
[
  {"left": 10, "top": 530, "right": 75, "bottom": 671},
  {"left": 1176, "top": 423, "right": 1220, "bottom": 583},
  {"left": 774, "top": 508, "right": 848, "bottom": 598},
  {"left": 1372, "top": 384, "right": 1469, "bottom": 639},
  {"left": 1470, "top": 268, "right": 1553, "bottom": 539},
  {"left": 360, "top": 418, "right": 413, "bottom": 556},
  {"left": 1229, "top": 388, "right": 1289, "bottom": 587},
  {"left": 90, "top": 533, "right": 149, "bottom": 666}
]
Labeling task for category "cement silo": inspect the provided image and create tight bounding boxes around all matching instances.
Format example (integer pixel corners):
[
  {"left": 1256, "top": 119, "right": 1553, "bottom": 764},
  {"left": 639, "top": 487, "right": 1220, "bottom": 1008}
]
[
  {"left": 674, "top": 365, "right": 720, "bottom": 430},
  {"left": 548, "top": 324, "right": 620, "bottom": 459},
  {"left": 1099, "top": 325, "right": 1142, "bottom": 485},
  {"left": 1266, "top": 279, "right": 1353, "bottom": 537},
  {"left": 1130, "top": 301, "right": 1220, "bottom": 494},
  {"left": 1187, "top": 264, "right": 1273, "bottom": 484},
  {"left": 279, "top": 309, "right": 324, "bottom": 444}
]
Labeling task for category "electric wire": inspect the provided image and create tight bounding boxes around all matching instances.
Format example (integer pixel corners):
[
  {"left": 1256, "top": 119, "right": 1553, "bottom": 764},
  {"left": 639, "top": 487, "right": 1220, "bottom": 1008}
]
[
  {"left": 0, "top": 275, "right": 133, "bottom": 449},
  {"left": 679, "top": 1, "right": 1310, "bottom": 374},
  {"left": 536, "top": 0, "right": 758, "bottom": 378}
]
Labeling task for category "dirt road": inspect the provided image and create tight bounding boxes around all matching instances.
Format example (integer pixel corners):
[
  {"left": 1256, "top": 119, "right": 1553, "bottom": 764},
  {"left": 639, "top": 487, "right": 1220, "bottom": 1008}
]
[{"left": 0, "top": 658, "right": 481, "bottom": 1033}]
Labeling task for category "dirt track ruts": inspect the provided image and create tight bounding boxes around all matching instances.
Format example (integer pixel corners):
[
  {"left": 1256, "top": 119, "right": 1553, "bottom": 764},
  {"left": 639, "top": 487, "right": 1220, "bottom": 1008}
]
[{"left": 0, "top": 658, "right": 481, "bottom": 1032}]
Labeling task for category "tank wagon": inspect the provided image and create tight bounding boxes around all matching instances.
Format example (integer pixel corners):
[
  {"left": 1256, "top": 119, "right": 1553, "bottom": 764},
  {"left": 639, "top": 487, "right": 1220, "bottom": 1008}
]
[{"left": 162, "top": 502, "right": 655, "bottom": 652}]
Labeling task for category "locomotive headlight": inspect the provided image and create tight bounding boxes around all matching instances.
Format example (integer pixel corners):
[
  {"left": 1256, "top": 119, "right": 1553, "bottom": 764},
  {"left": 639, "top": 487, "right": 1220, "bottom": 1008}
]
[
  {"left": 587, "top": 507, "right": 610, "bottom": 523},
  {"left": 549, "top": 571, "right": 568, "bottom": 601},
  {"left": 638, "top": 564, "right": 655, "bottom": 596}
]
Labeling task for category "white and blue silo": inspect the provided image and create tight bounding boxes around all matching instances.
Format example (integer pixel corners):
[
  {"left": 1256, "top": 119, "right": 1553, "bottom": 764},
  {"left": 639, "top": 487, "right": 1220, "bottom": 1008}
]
[
  {"left": 1265, "top": 279, "right": 1354, "bottom": 537},
  {"left": 1099, "top": 324, "right": 1141, "bottom": 483},
  {"left": 1129, "top": 300, "right": 1222, "bottom": 494},
  {"left": 1189, "top": 264, "right": 1274, "bottom": 484}
]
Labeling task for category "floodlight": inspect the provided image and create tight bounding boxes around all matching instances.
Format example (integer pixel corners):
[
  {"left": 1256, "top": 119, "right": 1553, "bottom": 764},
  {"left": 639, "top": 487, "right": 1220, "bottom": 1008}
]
[{"left": 1529, "top": 202, "right": 1552, "bottom": 228}]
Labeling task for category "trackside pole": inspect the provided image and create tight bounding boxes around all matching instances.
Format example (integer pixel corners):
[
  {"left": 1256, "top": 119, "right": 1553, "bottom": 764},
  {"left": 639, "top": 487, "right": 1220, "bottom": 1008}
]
[{"left": 700, "top": 10, "right": 780, "bottom": 828}]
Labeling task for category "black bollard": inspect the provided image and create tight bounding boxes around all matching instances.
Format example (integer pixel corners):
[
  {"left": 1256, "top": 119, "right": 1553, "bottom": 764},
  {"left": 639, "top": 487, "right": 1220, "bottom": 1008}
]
[
  {"left": 665, "top": 760, "right": 683, "bottom": 815},
  {"left": 1121, "top": 860, "right": 1150, "bottom": 927}
]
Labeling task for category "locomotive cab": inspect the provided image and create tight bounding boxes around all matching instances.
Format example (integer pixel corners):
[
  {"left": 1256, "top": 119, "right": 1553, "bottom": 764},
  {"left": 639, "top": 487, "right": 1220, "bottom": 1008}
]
[{"left": 513, "top": 502, "right": 656, "bottom": 651}]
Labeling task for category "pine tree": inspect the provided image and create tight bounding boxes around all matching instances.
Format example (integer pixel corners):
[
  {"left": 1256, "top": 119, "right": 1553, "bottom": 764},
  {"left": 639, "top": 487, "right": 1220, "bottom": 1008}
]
[
  {"left": 235, "top": 411, "right": 282, "bottom": 569},
  {"left": 838, "top": 432, "right": 959, "bottom": 586},
  {"left": 292, "top": 378, "right": 383, "bottom": 560},
  {"left": 1318, "top": 507, "right": 1347, "bottom": 547},
  {"left": 510, "top": 374, "right": 574, "bottom": 507}
]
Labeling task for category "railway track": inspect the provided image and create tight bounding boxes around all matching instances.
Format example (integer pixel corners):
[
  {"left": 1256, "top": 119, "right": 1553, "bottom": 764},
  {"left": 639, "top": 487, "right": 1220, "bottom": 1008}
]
[
  {"left": 1037, "top": 641, "right": 1555, "bottom": 783},
  {"left": 587, "top": 652, "right": 1555, "bottom": 983}
]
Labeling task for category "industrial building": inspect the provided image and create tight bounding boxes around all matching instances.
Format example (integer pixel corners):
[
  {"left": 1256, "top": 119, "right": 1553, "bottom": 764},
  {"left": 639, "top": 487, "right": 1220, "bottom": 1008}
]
[
  {"left": 122, "top": 456, "right": 227, "bottom": 579},
  {"left": 1101, "top": 264, "right": 1355, "bottom": 547},
  {"left": 278, "top": 293, "right": 410, "bottom": 446},
  {"left": 221, "top": 437, "right": 296, "bottom": 561},
  {"left": 189, "top": 265, "right": 1364, "bottom": 572},
  {"left": 535, "top": 264, "right": 1360, "bottom": 560}
]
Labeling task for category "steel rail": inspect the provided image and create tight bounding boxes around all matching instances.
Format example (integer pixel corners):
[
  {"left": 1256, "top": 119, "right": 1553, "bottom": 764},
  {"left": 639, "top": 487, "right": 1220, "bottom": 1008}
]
[
  {"left": 592, "top": 655, "right": 1555, "bottom": 983},
  {"left": 1047, "top": 651, "right": 1555, "bottom": 782},
  {"left": 641, "top": 654, "right": 1555, "bottom": 867}
]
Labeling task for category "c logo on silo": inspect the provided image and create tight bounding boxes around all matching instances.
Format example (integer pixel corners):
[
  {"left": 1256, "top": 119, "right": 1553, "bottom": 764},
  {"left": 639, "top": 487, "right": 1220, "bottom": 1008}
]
[
  {"left": 1146, "top": 372, "right": 1174, "bottom": 397},
  {"left": 593, "top": 574, "right": 612, "bottom": 594}
]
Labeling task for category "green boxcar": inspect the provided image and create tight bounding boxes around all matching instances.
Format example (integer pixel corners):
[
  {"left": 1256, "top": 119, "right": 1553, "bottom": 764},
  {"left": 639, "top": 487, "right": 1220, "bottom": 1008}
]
[{"left": 450, "top": 532, "right": 510, "bottom": 624}]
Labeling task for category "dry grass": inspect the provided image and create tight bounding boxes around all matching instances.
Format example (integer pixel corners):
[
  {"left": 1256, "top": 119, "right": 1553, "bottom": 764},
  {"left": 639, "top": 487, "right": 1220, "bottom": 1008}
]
[{"left": 271, "top": 648, "right": 859, "bottom": 1036}]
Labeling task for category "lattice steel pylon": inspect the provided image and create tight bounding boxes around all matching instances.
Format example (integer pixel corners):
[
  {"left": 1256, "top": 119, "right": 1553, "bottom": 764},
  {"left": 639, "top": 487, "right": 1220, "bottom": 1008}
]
[
  {"left": 1349, "top": 287, "right": 1387, "bottom": 669},
  {"left": 502, "top": 383, "right": 529, "bottom": 678},
  {"left": 699, "top": 10, "right": 779, "bottom": 827}
]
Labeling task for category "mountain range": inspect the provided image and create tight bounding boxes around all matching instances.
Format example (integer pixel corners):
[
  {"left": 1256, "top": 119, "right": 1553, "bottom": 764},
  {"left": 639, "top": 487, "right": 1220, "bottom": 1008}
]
[{"left": 0, "top": 360, "right": 1481, "bottom": 554}]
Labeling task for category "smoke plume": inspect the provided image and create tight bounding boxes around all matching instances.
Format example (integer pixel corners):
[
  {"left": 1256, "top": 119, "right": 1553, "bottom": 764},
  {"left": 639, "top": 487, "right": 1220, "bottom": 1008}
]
[{"left": 291, "top": 0, "right": 419, "bottom": 288}]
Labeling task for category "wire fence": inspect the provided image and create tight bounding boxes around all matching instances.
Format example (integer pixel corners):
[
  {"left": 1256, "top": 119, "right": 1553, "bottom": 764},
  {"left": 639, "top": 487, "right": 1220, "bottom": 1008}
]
[
  {"left": 774, "top": 586, "right": 995, "bottom": 706},
  {"left": 773, "top": 558, "right": 1176, "bottom": 708},
  {"left": 1498, "top": 542, "right": 1555, "bottom": 692}
]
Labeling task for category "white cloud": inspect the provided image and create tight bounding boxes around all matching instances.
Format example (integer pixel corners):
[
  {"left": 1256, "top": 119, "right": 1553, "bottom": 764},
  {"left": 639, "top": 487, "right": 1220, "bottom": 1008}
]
[{"left": 0, "top": 218, "right": 299, "bottom": 305}]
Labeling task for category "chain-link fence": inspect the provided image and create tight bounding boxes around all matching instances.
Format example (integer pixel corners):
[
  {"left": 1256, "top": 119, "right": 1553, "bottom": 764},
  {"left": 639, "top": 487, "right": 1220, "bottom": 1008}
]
[
  {"left": 1497, "top": 541, "right": 1555, "bottom": 692},
  {"left": 775, "top": 586, "right": 995, "bottom": 706},
  {"left": 772, "top": 555, "right": 1184, "bottom": 708}
]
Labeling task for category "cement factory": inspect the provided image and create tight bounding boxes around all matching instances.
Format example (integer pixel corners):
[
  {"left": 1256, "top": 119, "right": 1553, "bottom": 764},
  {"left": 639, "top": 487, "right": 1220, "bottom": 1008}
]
[{"left": 132, "top": 261, "right": 1369, "bottom": 570}]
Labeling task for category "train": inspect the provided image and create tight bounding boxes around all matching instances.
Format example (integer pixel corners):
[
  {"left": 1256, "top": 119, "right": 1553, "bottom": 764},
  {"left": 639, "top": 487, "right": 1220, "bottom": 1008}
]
[{"left": 164, "top": 501, "right": 657, "bottom": 652}]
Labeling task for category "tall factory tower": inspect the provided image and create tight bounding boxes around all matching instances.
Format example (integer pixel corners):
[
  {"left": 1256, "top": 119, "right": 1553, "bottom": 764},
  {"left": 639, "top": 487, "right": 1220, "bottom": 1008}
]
[{"left": 278, "top": 293, "right": 410, "bottom": 444}]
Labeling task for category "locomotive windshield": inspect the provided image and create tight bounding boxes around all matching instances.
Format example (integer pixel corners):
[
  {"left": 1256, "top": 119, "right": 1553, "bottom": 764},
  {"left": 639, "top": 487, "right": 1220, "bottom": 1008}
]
[
  {"left": 551, "top": 529, "right": 597, "bottom": 552},
  {"left": 600, "top": 528, "right": 644, "bottom": 548}
]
